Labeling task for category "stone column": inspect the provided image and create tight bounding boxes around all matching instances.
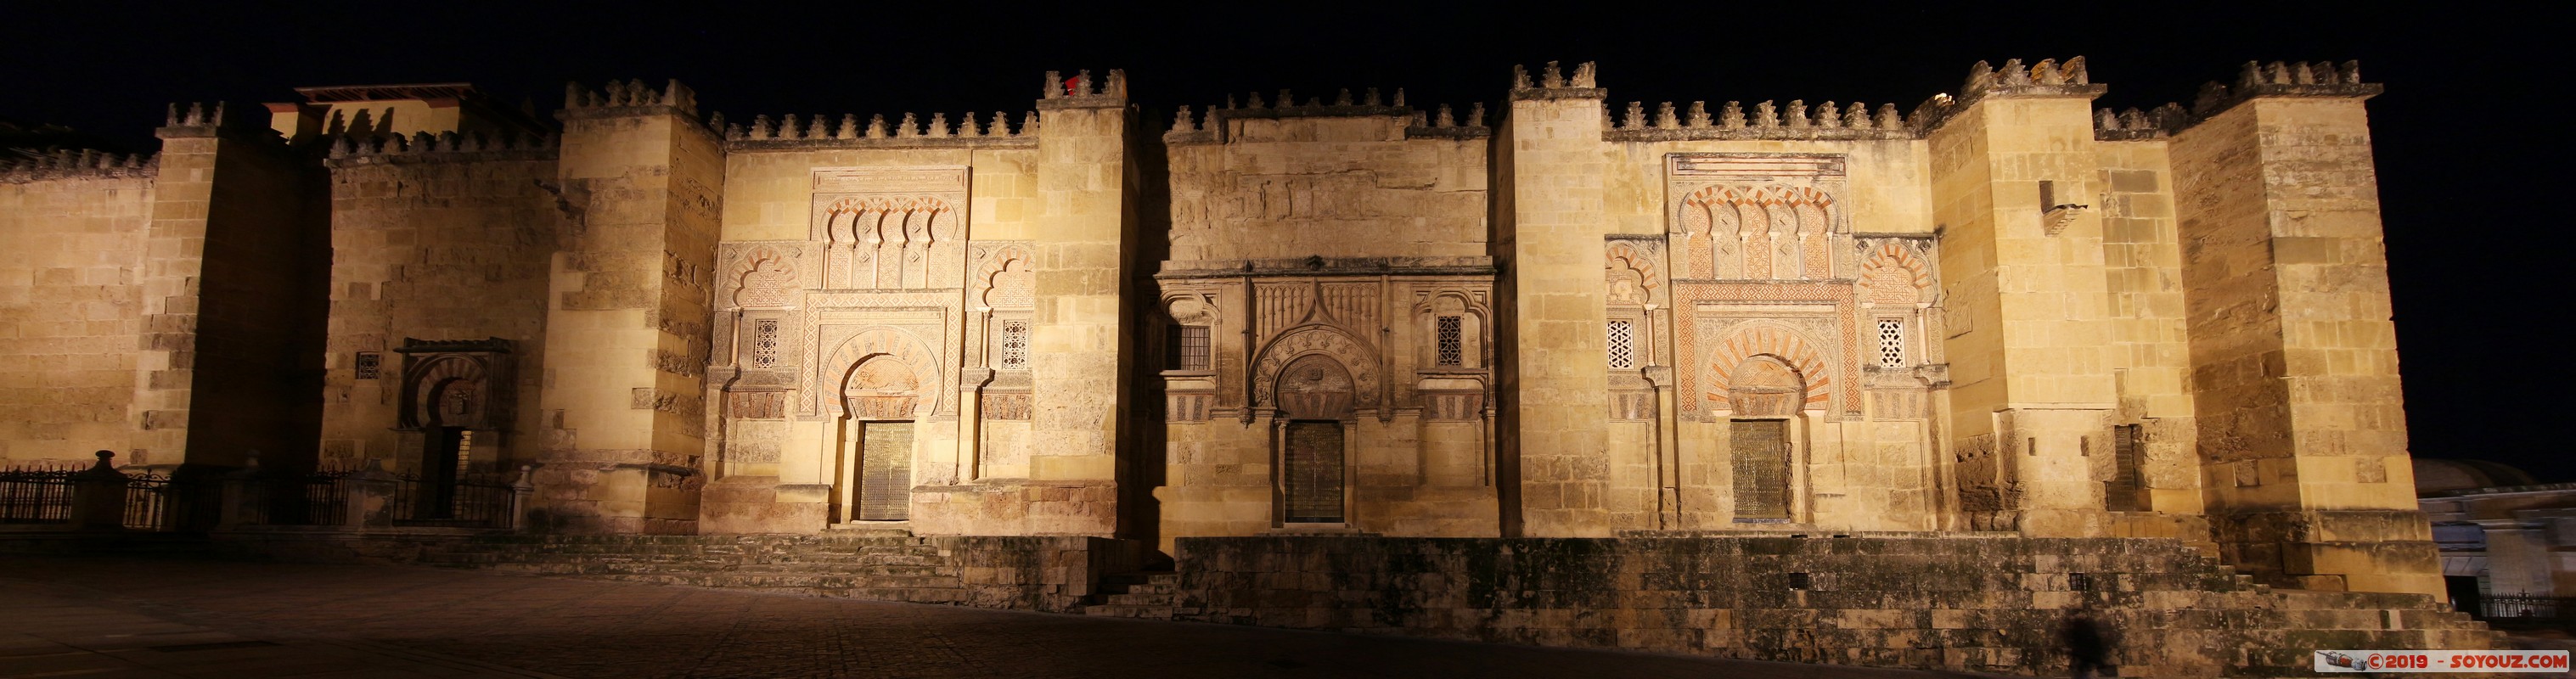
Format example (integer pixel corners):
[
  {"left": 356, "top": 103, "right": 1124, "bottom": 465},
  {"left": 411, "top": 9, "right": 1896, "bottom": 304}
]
[
  {"left": 1499, "top": 62, "right": 1611, "bottom": 537},
  {"left": 1022, "top": 70, "right": 1132, "bottom": 536},
  {"left": 2169, "top": 62, "right": 2438, "bottom": 597},
  {"left": 1922, "top": 59, "right": 2119, "bottom": 538},
  {"left": 530, "top": 81, "right": 724, "bottom": 534}
]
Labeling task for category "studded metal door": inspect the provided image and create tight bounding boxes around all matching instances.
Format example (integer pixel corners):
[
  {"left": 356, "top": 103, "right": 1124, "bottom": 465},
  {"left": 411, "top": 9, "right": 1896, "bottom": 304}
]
[
  {"left": 1730, "top": 419, "right": 1790, "bottom": 519},
  {"left": 858, "top": 422, "right": 913, "bottom": 521},
  {"left": 1283, "top": 421, "right": 1344, "bottom": 523}
]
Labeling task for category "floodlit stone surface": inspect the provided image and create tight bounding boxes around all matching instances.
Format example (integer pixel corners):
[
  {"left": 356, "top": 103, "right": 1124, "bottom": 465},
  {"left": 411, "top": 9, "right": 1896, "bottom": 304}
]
[{"left": 1, "top": 59, "right": 2440, "bottom": 607}]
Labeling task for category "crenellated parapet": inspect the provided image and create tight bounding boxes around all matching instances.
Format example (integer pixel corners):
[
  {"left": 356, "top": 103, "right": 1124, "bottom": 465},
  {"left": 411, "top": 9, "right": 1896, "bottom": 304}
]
[
  {"left": 323, "top": 129, "right": 560, "bottom": 166},
  {"left": 1911, "top": 58, "right": 2105, "bottom": 132},
  {"left": 155, "top": 100, "right": 295, "bottom": 149},
  {"left": 2092, "top": 104, "right": 2191, "bottom": 141},
  {"left": 2191, "top": 60, "right": 2381, "bottom": 117},
  {"left": 1509, "top": 60, "right": 1604, "bottom": 101},
  {"left": 2085, "top": 60, "right": 2377, "bottom": 140},
  {"left": 560, "top": 79, "right": 702, "bottom": 123},
  {"left": 1605, "top": 98, "right": 1911, "bottom": 142},
  {"left": 1037, "top": 69, "right": 1128, "bottom": 109},
  {"left": 719, "top": 110, "right": 1040, "bottom": 150},
  {"left": 0, "top": 148, "right": 157, "bottom": 183},
  {"left": 1163, "top": 87, "right": 1488, "bottom": 145}
]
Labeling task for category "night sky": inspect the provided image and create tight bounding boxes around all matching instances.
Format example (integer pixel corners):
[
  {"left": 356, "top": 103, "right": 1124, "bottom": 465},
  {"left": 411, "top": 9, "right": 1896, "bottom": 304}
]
[{"left": 4, "top": 5, "right": 2562, "bottom": 480}]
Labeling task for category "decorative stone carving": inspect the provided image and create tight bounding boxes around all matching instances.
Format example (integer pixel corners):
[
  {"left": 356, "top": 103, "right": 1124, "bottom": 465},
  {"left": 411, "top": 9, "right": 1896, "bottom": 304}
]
[
  {"left": 393, "top": 338, "right": 514, "bottom": 432},
  {"left": 1253, "top": 326, "right": 1378, "bottom": 411}
]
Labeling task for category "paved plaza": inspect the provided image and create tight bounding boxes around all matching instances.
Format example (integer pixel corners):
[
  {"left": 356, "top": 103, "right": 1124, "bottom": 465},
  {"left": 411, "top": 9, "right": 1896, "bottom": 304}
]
[{"left": 0, "top": 555, "right": 1992, "bottom": 678}]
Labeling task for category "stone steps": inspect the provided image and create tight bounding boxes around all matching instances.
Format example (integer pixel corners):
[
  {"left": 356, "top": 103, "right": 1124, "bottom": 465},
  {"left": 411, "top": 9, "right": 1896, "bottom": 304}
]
[{"left": 1082, "top": 571, "right": 1178, "bottom": 616}]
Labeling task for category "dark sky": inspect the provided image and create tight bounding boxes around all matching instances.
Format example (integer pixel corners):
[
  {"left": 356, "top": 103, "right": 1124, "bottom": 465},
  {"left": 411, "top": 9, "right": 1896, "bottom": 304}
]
[{"left": 4, "top": 5, "right": 2562, "bottom": 480}]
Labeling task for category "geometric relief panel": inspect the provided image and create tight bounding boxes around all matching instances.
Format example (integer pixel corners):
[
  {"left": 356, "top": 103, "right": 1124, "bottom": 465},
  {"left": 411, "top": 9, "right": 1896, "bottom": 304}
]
[{"left": 1670, "top": 281, "right": 1861, "bottom": 421}]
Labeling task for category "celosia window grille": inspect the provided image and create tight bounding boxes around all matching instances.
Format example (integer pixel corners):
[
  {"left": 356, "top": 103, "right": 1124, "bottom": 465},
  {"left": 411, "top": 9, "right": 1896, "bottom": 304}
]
[
  {"left": 1436, "top": 316, "right": 1463, "bottom": 367},
  {"left": 1607, "top": 320, "right": 1635, "bottom": 369},
  {"left": 750, "top": 319, "right": 782, "bottom": 369},
  {"left": 1877, "top": 319, "right": 1904, "bottom": 368},
  {"left": 999, "top": 319, "right": 1031, "bottom": 370}
]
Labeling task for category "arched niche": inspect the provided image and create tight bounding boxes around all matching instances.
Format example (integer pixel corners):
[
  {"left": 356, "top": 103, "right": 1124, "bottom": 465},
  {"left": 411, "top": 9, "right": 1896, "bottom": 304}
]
[
  {"left": 1275, "top": 354, "right": 1357, "bottom": 420},
  {"left": 1728, "top": 356, "right": 1808, "bottom": 418}
]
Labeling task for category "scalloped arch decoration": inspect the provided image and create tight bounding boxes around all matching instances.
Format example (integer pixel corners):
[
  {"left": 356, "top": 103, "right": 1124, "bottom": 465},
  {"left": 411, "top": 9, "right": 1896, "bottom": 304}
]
[
  {"left": 1704, "top": 324, "right": 1833, "bottom": 412},
  {"left": 815, "top": 327, "right": 943, "bottom": 418}
]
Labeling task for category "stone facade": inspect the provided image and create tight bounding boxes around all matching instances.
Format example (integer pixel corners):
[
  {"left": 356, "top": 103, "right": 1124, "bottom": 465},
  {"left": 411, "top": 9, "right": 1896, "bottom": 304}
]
[{"left": 3, "top": 59, "right": 2440, "bottom": 601}]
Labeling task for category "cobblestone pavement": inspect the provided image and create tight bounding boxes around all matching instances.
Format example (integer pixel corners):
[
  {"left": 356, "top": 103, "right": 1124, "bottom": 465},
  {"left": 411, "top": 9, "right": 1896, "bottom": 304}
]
[{"left": 0, "top": 556, "right": 1988, "bottom": 679}]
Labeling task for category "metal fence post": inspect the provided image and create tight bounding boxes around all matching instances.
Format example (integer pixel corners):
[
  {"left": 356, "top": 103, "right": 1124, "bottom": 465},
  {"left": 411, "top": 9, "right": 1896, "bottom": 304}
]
[
  {"left": 217, "top": 450, "right": 262, "bottom": 530},
  {"left": 70, "top": 451, "right": 127, "bottom": 531},
  {"left": 348, "top": 460, "right": 397, "bottom": 529},
  {"left": 510, "top": 464, "right": 535, "bottom": 532}
]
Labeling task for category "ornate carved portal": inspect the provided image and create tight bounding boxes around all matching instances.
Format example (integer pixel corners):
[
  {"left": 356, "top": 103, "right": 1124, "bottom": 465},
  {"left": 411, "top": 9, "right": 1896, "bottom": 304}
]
[
  {"left": 1274, "top": 354, "right": 1354, "bottom": 525},
  {"left": 393, "top": 339, "right": 514, "bottom": 516},
  {"left": 1730, "top": 419, "right": 1791, "bottom": 521},
  {"left": 837, "top": 354, "right": 919, "bottom": 523},
  {"left": 1728, "top": 354, "right": 1804, "bottom": 522},
  {"left": 1284, "top": 422, "right": 1345, "bottom": 523},
  {"left": 856, "top": 422, "right": 913, "bottom": 521}
]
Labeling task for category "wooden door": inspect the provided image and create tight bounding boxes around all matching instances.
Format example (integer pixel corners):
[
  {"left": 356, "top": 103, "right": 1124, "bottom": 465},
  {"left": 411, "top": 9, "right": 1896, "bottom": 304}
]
[
  {"left": 1730, "top": 419, "right": 1790, "bottom": 520},
  {"left": 1283, "top": 421, "right": 1344, "bottom": 523},
  {"left": 858, "top": 421, "right": 914, "bottom": 521}
]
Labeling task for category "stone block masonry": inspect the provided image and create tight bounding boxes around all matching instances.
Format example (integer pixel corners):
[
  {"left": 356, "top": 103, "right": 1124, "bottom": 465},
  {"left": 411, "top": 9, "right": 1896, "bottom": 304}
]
[
  {"left": 194, "top": 530, "right": 2499, "bottom": 678},
  {"left": 1164, "top": 535, "right": 2495, "bottom": 677}
]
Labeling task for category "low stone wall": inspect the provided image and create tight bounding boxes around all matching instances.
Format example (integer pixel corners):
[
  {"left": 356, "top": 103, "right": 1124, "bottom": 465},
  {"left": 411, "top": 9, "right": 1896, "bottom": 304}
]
[
  {"left": 227, "top": 532, "right": 1146, "bottom": 614},
  {"left": 1164, "top": 535, "right": 2498, "bottom": 677}
]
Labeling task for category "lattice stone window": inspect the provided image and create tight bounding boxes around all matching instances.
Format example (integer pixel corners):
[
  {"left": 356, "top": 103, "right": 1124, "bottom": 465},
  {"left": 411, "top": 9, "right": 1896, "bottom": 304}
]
[
  {"left": 999, "top": 319, "right": 1031, "bottom": 370},
  {"left": 1876, "top": 319, "right": 1904, "bottom": 368},
  {"left": 1170, "top": 325, "right": 1211, "bottom": 371},
  {"left": 748, "top": 318, "right": 782, "bottom": 369},
  {"left": 1436, "top": 316, "right": 1463, "bottom": 367},
  {"left": 353, "top": 352, "right": 380, "bottom": 380},
  {"left": 1606, "top": 320, "right": 1635, "bottom": 369}
]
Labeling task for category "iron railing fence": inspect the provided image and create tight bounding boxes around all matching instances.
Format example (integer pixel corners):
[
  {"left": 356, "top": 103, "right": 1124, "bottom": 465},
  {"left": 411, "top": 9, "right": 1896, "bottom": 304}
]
[
  {"left": 0, "top": 469, "right": 76, "bottom": 525},
  {"left": 240, "top": 471, "right": 357, "bottom": 526},
  {"left": 388, "top": 471, "right": 518, "bottom": 530},
  {"left": 2483, "top": 596, "right": 2576, "bottom": 623},
  {"left": 3, "top": 461, "right": 525, "bottom": 532}
]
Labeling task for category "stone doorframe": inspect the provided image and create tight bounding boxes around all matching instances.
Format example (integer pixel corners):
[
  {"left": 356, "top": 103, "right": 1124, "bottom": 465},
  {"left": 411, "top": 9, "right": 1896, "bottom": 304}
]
[
  {"left": 1263, "top": 353, "right": 1361, "bottom": 530},
  {"left": 391, "top": 338, "right": 515, "bottom": 476}
]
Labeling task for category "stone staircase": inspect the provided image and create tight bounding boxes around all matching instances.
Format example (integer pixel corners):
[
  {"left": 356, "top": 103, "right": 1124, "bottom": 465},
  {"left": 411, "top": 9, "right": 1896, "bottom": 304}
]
[{"left": 1080, "top": 570, "right": 1179, "bottom": 618}]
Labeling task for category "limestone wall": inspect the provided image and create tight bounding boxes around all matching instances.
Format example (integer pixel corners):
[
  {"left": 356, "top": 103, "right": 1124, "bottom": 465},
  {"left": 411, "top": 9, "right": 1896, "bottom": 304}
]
[
  {"left": 1926, "top": 85, "right": 2125, "bottom": 538},
  {"left": 316, "top": 147, "right": 563, "bottom": 473},
  {"left": 531, "top": 82, "right": 724, "bottom": 534},
  {"left": 1164, "top": 111, "right": 1488, "bottom": 262},
  {"left": 700, "top": 135, "right": 1046, "bottom": 535},
  {"left": 1155, "top": 107, "right": 1499, "bottom": 549},
  {"left": 1590, "top": 135, "right": 1945, "bottom": 534},
  {"left": 2093, "top": 140, "right": 2208, "bottom": 538},
  {"left": 144, "top": 121, "right": 329, "bottom": 472},
  {"left": 1500, "top": 74, "right": 1614, "bottom": 538},
  {"left": 0, "top": 164, "right": 155, "bottom": 465},
  {"left": 2172, "top": 85, "right": 2437, "bottom": 596},
  {"left": 1021, "top": 79, "right": 1132, "bottom": 536}
]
